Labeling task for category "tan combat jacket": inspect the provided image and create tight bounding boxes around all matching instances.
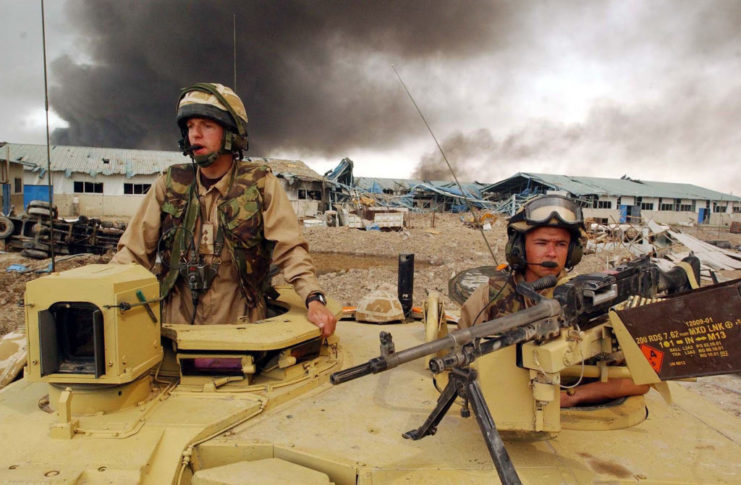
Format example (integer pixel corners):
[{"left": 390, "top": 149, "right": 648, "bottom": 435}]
[
  {"left": 458, "top": 270, "right": 567, "bottom": 328},
  {"left": 111, "top": 162, "right": 322, "bottom": 324}
]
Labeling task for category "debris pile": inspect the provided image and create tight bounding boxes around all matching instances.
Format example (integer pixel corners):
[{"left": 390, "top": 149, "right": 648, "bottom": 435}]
[
  {"left": 461, "top": 211, "right": 499, "bottom": 230},
  {"left": 317, "top": 203, "right": 408, "bottom": 231}
]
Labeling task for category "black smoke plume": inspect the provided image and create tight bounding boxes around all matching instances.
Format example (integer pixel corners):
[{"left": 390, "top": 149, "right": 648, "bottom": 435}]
[{"left": 50, "top": 1, "right": 514, "bottom": 157}]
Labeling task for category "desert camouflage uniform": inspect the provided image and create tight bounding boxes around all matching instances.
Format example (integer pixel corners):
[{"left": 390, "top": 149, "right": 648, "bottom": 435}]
[
  {"left": 458, "top": 270, "right": 566, "bottom": 328},
  {"left": 112, "top": 160, "right": 321, "bottom": 325}
]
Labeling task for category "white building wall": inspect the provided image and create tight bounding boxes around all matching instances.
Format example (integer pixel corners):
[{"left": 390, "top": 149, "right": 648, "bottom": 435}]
[
  {"left": 25, "top": 171, "right": 324, "bottom": 220},
  {"left": 596, "top": 195, "right": 618, "bottom": 209},
  {"left": 641, "top": 197, "right": 659, "bottom": 210},
  {"left": 584, "top": 207, "right": 741, "bottom": 226},
  {"left": 23, "top": 172, "right": 161, "bottom": 218},
  {"left": 709, "top": 212, "right": 741, "bottom": 226},
  {"left": 277, "top": 179, "right": 322, "bottom": 218},
  {"left": 640, "top": 210, "right": 698, "bottom": 224},
  {"left": 620, "top": 196, "right": 635, "bottom": 206},
  {"left": 53, "top": 194, "right": 144, "bottom": 218},
  {"left": 584, "top": 209, "right": 620, "bottom": 222}
]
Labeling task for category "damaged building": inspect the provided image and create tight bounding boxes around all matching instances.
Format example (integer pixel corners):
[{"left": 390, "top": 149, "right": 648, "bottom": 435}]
[
  {"left": 326, "top": 158, "right": 491, "bottom": 212},
  {"left": 3, "top": 144, "right": 738, "bottom": 228},
  {"left": 263, "top": 158, "right": 326, "bottom": 217},
  {"left": 1, "top": 143, "right": 325, "bottom": 219},
  {"left": 481, "top": 172, "right": 741, "bottom": 226}
]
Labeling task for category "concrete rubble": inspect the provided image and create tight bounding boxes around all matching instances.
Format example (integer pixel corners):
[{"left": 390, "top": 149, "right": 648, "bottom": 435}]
[{"left": 585, "top": 218, "right": 741, "bottom": 283}]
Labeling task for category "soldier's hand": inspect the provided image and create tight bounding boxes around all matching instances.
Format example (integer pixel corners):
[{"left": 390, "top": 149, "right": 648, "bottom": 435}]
[{"left": 308, "top": 301, "right": 337, "bottom": 337}]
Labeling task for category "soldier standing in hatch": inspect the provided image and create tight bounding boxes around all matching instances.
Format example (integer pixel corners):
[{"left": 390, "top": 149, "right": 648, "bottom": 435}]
[
  {"left": 112, "top": 83, "right": 336, "bottom": 336},
  {"left": 458, "top": 194, "right": 648, "bottom": 407}
]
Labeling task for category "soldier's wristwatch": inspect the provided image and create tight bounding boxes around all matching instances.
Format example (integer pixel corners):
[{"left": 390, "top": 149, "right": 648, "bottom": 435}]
[{"left": 306, "top": 292, "right": 327, "bottom": 307}]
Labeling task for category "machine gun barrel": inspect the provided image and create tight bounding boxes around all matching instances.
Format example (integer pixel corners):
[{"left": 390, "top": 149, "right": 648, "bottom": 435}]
[{"left": 331, "top": 299, "right": 561, "bottom": 385}]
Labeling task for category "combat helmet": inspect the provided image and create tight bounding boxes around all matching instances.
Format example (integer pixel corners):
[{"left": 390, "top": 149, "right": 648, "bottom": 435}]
[
  {"left": 176, "top": 82, "right": 249, "bottom": 166},
  {"left": 505, "top": 194, "right": 586, "bottom": 271}
]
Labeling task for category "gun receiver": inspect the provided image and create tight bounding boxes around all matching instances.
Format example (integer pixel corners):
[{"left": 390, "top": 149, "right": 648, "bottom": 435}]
[
  {"left": 330, "top": 297, "right": 562, "bottom": 385},
  {"left": 333, "top": 255, "right": 700, "bottom": 386}
]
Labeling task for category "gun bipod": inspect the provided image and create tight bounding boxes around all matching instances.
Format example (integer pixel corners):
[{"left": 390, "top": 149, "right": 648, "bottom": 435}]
[{"left": 403, "top": 367, "right": 522, "bottom": 485}]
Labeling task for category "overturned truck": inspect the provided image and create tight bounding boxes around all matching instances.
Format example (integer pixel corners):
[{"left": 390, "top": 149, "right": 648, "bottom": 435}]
[{"left": 0, "top": 200, "right": 125, "bottom": 259}]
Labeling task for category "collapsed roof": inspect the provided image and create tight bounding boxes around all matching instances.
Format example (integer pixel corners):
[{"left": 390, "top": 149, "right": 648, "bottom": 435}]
[{"left": 0, "top": 143, "right": 323, "bottom": 182}]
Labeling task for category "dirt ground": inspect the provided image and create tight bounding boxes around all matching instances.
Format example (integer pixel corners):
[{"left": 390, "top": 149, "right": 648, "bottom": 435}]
[
  {"left": 0, "top": 212, "right": 739, "bottom": 416},
  {"left": 0, "top": 252, "right": 110, "bottom": 336}
]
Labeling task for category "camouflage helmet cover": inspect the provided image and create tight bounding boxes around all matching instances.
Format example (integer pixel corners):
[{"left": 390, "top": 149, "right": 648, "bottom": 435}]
[
  {"left": 176, "top": 83, "right": 249, "bottom": 162},
  {"left": 177, "top": 83, "right": 248, "bottom": 129}
]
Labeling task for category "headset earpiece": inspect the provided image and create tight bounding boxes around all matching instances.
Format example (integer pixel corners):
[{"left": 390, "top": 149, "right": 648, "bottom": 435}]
[
  {"left": 566, "top": 234, "right": 583, "bottom": 269},
  {"left": 505, "top": 230, "right": 527, "bottom": 270}
]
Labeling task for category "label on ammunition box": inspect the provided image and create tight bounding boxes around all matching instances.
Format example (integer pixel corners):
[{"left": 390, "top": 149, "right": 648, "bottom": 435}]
[
  {"left": 616, "top": 279, "right": 741, "bottom": 379},
  {"left": 640, "top": 344, "right": 664, "bottom": 373}
]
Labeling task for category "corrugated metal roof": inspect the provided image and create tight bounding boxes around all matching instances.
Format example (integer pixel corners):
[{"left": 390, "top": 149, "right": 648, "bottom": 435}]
[
  {"left": 483, "top": 172, "right": 740, "bottom": 202},
  {"left": 245, "top": 157, "right": 322, "bottom": 181},
  {"left": 3, "top": 143, "right": 183, "bottom": 177},
  {"left": 355, "top": 177, "right": 418, "bottom": 191},
  {"left": 354, "top": 177, "right": 484, "bottom": 193},
  {"left": 1, "top": 143, "right": 322, "bottom": 181}
]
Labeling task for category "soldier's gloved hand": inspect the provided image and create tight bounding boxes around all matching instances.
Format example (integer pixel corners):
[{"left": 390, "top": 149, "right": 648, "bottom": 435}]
[{"left": 308, "top": 301, "right": 337, "bottom": 338}]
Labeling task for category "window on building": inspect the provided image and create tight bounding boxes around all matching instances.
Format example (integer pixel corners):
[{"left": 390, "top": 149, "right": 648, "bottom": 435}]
[
  {"left": 640, "top": 202, "right": 654, "bottom": 210},
  {"left": 660, "top": 203, "right": 673, "bottom": 211},
  {"left": 13, "top": 177, "right": 22, "bottom": 193},
  {"left": 74, "top": 181, "right": 104, "bottom": 194},
  {"left": 733, "top": 206, "right": 741, "bottom": 214},
  {"left": 298, "top": 189, "right": 307, "bottom": 200},
  {"left": 123, "top": 183, "right": 151, "bottom": 195},
  {"left": 307, "top": 190, "right": 321, "bottom": 201},
  {"left": 679, "top": 204, "right": 693, "bottom": 212},
  {"left": 597, "top": 200, "right": 612, "bottom": 209},
  {"left": 715, "top": 206, "right": 727, "bottom": 213}
]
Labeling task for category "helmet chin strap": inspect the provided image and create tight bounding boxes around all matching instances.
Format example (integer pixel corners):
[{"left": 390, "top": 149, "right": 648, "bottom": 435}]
[
  {"left": 188, "top": 129, "right": 236, "bottom": 167},
  {"left": 193, "top": 151, "right": 220, "bottom": 167}
]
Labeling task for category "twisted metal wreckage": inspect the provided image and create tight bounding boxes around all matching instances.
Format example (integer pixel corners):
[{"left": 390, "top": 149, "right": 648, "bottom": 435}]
[{"left": 323, "top": 157, "right": 526, "bottom": 215}]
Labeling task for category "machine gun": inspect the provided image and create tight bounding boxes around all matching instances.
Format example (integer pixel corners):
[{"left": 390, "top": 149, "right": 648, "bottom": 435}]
[{"left": 331, "top": 256, "right": 728, "bottom": 485}]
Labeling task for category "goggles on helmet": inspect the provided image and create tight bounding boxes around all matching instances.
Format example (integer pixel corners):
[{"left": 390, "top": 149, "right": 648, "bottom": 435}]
[{"left": 509, "top": 195, "right": 583, "bottom": 230}]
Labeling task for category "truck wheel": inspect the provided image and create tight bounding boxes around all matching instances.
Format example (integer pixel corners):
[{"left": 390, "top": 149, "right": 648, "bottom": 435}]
[
  {"left": 21, "top": 248, "right": 48, "bottom": 259},
  {"left": 27, "top": 207, "right": 52, "bottom": 218},
  {"left": 0, "top": 216, "right": 13, "bottom": 239},
  {"left": 27, "top": 200, "right": 52, "bottom": 209}
]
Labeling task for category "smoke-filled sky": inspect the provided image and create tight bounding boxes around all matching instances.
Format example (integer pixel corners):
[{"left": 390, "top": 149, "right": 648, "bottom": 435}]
[{"left": 1, "top": 0, "right": 740, "bottom": 194}]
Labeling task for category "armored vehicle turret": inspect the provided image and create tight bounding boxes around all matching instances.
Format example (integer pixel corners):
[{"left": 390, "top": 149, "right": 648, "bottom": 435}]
[{"left": 0, "top": 261, "right": 739, "bottom": 483}]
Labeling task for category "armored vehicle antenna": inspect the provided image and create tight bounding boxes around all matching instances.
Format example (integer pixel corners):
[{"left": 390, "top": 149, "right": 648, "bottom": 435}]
[{"left": 392, "top": 65, "right": 498, "bottom": 264}]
